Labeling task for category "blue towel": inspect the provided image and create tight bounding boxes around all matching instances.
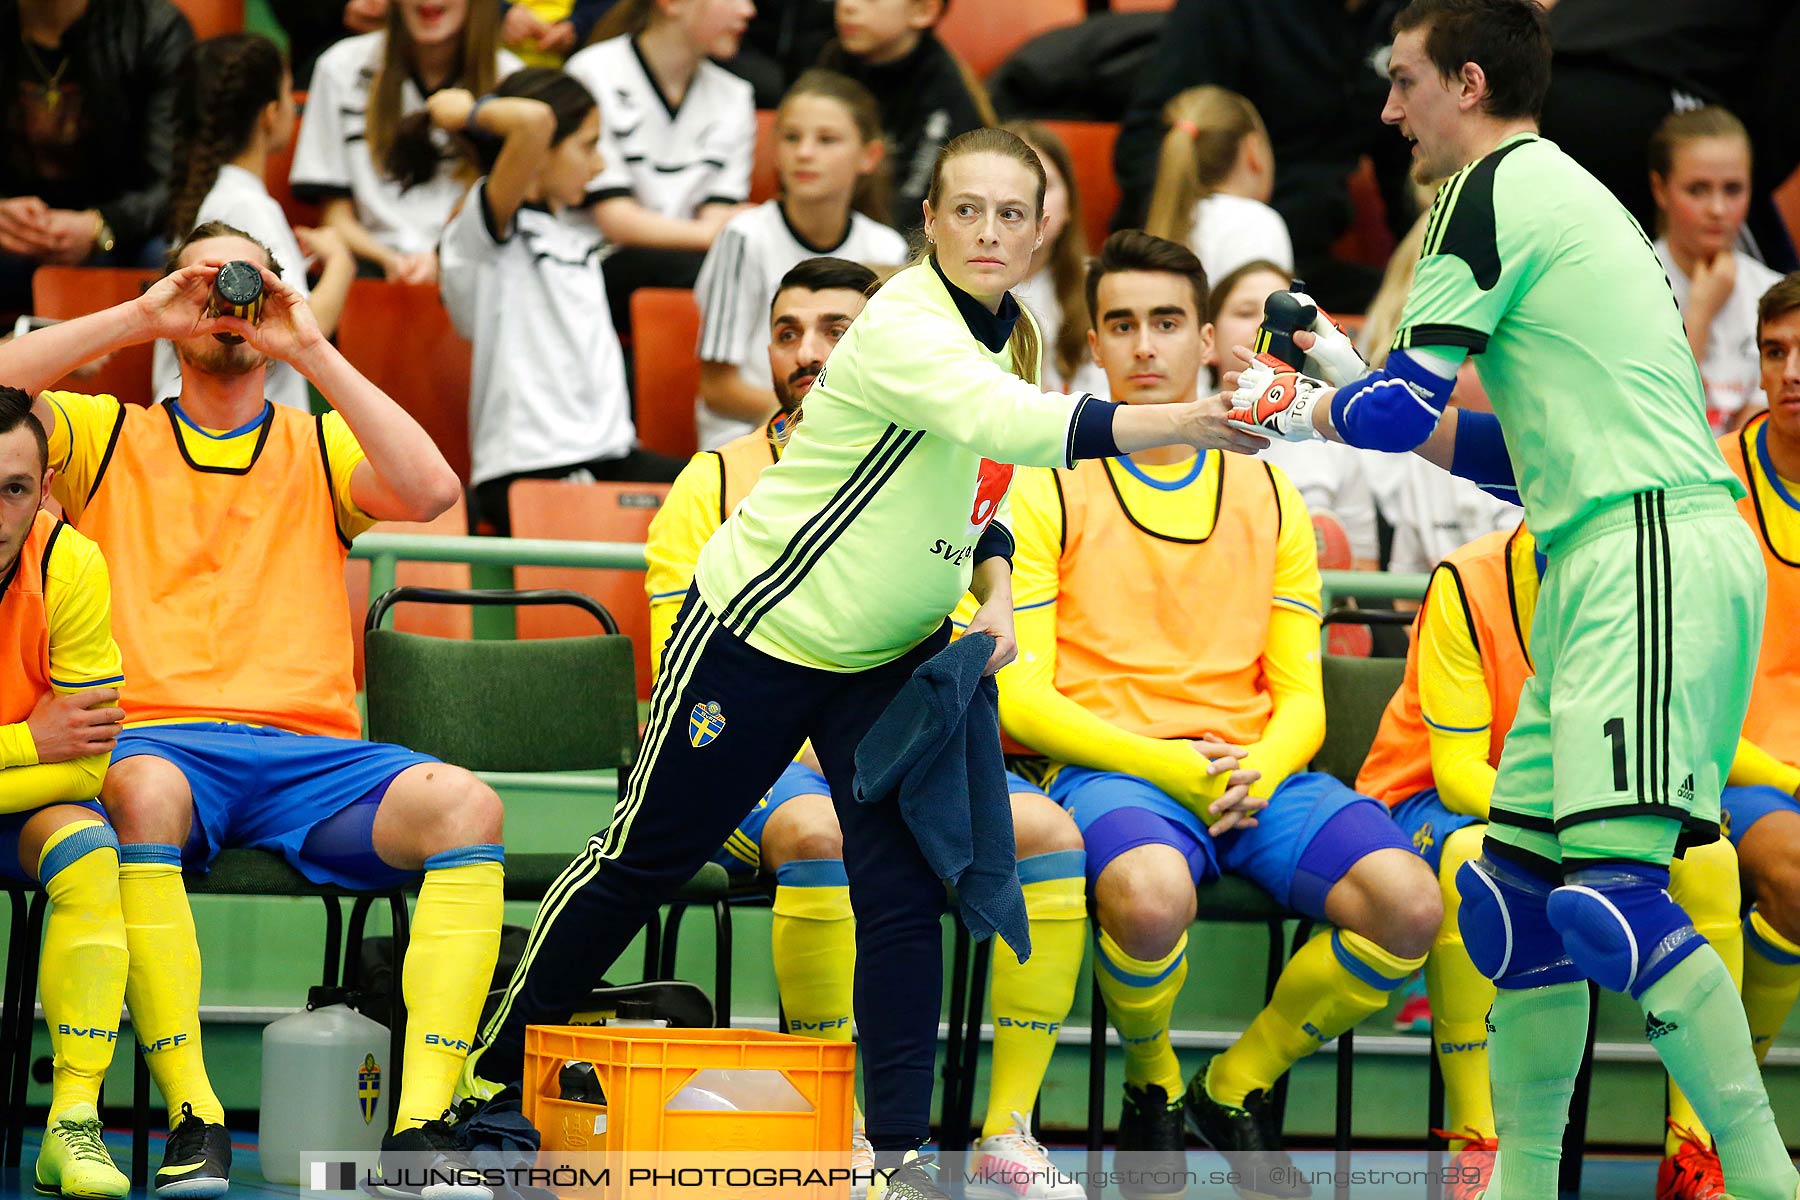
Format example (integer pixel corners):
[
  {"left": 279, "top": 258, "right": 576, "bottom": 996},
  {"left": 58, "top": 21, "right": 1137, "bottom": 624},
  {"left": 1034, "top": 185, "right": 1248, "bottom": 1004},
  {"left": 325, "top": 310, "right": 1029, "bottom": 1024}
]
[{"left": 853, "top": 632, "right": 1031, "bottom": 961}]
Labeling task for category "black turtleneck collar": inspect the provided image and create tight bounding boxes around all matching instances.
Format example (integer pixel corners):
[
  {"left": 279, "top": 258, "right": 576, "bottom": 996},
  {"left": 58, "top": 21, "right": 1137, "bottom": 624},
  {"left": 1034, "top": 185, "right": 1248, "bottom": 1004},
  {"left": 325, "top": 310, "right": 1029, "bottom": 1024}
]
[{"left": 930, "top": 254, "right": 1020, "bottom": 353}]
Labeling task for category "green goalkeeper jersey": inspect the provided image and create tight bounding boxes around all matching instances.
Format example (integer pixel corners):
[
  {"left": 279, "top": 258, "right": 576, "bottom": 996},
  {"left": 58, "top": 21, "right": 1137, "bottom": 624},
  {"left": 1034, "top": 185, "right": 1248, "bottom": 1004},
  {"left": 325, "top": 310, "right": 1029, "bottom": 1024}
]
[{"left": 1392, "top": 132, "right": 1741, "bottom": 548}]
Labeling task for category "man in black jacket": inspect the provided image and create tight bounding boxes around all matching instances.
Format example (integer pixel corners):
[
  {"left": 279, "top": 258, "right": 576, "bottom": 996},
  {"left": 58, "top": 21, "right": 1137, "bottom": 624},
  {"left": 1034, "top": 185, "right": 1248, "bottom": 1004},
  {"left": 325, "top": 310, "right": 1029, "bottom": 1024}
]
[
  {"left": 1110, "top": 0, "right": 1409, "bottom": 311},
  {"left": 0, "top": 0, "right": 193, "bottom": 311}
]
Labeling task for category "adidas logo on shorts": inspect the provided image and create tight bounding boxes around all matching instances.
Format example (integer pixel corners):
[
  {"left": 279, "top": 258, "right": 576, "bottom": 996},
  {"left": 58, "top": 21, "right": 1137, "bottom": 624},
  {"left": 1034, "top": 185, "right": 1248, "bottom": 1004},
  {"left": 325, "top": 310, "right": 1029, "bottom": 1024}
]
[
  {"left": 1645, "top": 1012, "right": 1679, "bottom": 1041},
  {"left": 1677, "top": 774, "right": 1695, "bottom": 804}
]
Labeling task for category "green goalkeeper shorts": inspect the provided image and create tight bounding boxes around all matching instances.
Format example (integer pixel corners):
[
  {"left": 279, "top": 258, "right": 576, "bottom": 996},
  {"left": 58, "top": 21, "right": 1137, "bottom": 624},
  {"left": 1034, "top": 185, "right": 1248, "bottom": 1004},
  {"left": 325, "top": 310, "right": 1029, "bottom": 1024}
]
[{"left": 1487, "top": 485, "right": 1765, "bottom": 866}]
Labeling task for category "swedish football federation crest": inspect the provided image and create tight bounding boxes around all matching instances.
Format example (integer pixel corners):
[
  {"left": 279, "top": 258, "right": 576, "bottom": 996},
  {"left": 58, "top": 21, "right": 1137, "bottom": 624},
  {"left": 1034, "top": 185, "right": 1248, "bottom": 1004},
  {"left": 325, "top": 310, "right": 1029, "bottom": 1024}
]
[
  {"left": 1412, "top": 821, "right": 1435, "bottom": 857},
  {"left": 358, "top": 1053, "right": 381, "bottom": 1124},
  {"left": 689, "top": 701, "right": 726, "bottom": 747}
]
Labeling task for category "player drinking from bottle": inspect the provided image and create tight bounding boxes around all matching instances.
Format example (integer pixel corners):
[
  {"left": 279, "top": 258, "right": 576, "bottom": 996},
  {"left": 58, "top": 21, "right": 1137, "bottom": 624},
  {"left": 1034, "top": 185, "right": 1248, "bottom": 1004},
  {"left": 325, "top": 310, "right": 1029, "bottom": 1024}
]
[{"left": 1222, "top": 2, "right": 1796, "bottom": 1197}]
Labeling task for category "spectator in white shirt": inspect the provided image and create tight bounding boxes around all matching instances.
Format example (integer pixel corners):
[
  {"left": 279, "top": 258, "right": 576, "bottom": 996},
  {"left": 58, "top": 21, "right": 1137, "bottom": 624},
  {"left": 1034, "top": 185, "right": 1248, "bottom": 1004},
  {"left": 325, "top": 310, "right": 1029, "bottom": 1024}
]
[
  {"left": 290, "top": 0, "right": 518, "bottom": 284},
  {"left": 566, "top": 0, "right": 757, "bottom": 331},
  {"left": 1650, "top": 105, "right": 1783, "bottom": 433},
  {"left": 432, "top": 67, "right": 682, "bottom": 535},
  {"left": 1144, "top": 85, "right": 1292, "bottom": 287},
  {"left": 694, "top": 69, "right": 906, "bottom": 449},
  {"left": 155, "top": 33, "right": 354, "bottom": 411}
]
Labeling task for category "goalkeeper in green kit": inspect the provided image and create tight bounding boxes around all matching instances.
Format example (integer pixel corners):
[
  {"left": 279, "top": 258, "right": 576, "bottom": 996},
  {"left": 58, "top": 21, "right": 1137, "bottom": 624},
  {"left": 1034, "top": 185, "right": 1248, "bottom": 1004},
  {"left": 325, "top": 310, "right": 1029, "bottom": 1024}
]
[{"left": 1223, "top": 1, "right": 1796, "bottom": 1197}]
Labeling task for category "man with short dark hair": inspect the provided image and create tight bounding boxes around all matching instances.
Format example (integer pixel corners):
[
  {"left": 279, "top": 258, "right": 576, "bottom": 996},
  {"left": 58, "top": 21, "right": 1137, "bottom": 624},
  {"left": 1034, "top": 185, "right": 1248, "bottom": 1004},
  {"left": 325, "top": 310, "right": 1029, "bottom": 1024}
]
[
  {"left": 1227, "top": 2, "right": 1796, "bottom": 1196},
  {"left": 1002, "top": 230, "right": 1440, "bottom": 1200},
  {"left": 0, "top": 383, "right": 132, "bottom": 1199}
]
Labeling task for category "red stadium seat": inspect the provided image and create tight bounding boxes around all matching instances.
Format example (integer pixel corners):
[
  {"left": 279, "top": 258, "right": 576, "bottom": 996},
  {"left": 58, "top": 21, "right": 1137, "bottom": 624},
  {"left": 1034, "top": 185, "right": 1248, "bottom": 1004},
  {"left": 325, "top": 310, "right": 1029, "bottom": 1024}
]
[
  {"left": 335, "top": 279, "right": 474, "bottom": 481},
  {"left": 31, "top": 267, "right": 159, "bottom": 406},
  {"left": 937, "top": 0, "right": 1084, "bottom": 78},
  {"left": 1038, "top": 120, "right": 1120, "bottom": 253},
  {"left": 344, "top": 496, "right": 473, "bottom": 689},
  {"left": 509, "top": 479, "right": 670, "bottom": 702},
  {"left": 1313, "top": 512, "right": 1372, "bottom": 657},
  {"left": 1776, "top": 169, "right": 1800, "bottom": 255},
  {"left": 268, "top": 93, "right": 322, "bottom": 231},
  {"left": 1330, "top": 157, "right": 1397, "bottom": 270},
  {"left": 751, "top": 109, "right": 780, "bottom": 205},
  {"left": 171, "top": 0, "right": 244, "bottom": 38},
  {"left": 630, "top": 287, "right": 701, "bottom": 460}
]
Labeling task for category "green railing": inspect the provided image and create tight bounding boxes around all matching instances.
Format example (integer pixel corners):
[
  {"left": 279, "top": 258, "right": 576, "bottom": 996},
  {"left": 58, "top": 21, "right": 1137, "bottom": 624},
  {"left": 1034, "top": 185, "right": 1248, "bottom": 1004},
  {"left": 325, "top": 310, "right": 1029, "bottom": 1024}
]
[{"left": 352, "top": 532, "right": 1432, "bottom": 613}]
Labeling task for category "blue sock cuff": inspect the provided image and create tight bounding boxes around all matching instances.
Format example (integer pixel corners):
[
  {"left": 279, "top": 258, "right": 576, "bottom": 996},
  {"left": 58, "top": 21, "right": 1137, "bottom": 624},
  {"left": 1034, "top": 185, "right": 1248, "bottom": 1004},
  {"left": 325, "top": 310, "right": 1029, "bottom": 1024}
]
[
  {"left": 39, "top": 823, "right": 119, "bottom": 885},
  {"left": 1095, "top": 934, "right": 1185, "bottom": 987},
  {"left": 1746, "top": 913, "right": 1800, "bottom": 967},
  {"left": 119, "top": 842, "right": 181, "bottom": 867},
  {"left": 423, "top": 844, "right": 504, "bottom": 871},
  {"left": 1330, "top": 929, "right": 1411, "bottom": 991},
  {"left": 774, "top": 858, "right": 849, "bottom": 888},
  {"left": 1017, "top": 848, "right": 1085, "bottom": 884}
]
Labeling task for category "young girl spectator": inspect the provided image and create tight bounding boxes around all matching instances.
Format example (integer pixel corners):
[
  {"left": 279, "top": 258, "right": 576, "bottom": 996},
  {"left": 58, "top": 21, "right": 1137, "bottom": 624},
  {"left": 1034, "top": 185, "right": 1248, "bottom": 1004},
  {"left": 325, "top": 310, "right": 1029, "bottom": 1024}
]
[
  {"left": 153, "top": 33, "right": 355, "bottom": 413},
  {"left": 1145, "top": 86, "right": 1291, "bottom": 286},
  {"left": 565, "top": 0, "right": 757, "bottom": 329},
  {"left": 289, "top": 0, "right": 519, "bottom": 283},
  {"left": 1205, "top": 258, "right": 1379, "bottom": 568},
  {"left": 1004, "top": 120, "right": 1107, "bottom": 399},
  {"left": 694, "top": 69, "right": 907, "bottom": 449},
  {"left": 431, "top": 67, "right": 682, "bottom": 535},
  {"left": 1650, "top": 105, "right": 1783, "bottom": 432},
  {"left": 820, "top": 0, "right": 994, "bottom": 235}
]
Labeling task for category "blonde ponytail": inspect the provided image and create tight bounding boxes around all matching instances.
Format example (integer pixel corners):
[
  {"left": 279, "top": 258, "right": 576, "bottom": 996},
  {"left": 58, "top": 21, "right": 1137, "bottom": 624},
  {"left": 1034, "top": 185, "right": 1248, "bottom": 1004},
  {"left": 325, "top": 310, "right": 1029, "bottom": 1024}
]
[{"left": 1144, "top": 86, "right": 1267, "bottom": 248}]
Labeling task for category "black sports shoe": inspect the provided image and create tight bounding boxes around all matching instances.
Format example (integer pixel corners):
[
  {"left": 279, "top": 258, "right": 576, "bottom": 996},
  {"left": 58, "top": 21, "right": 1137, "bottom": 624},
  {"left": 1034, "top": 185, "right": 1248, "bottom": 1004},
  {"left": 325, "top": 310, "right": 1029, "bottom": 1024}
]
[
  {"left": 377, "top": 1104, "right": 492, "bottom": 1200},
  {"left": 1182, "top": 1058, "right": 1309, "bottom": 1200},
  {"left": 154, "top": 1103, "right": 231, "bottom": 1199},
  {"left": 1116, "top": 1083, "right": 1188, "bottom": 1200},
  {"left": 872, "top": 1152, "right": 950, "bottom": 1199}
]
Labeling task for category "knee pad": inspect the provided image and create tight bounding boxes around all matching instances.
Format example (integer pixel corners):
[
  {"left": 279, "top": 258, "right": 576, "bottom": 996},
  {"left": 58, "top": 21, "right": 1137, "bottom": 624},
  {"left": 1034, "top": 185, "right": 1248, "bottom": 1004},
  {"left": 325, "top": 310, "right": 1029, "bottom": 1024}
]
[
  {"left": 1546, "top": 865, "right": 1702, "bottom": 998},
  {"left": 1455, "top": 855, "right": 1584, "bottom": 989}
]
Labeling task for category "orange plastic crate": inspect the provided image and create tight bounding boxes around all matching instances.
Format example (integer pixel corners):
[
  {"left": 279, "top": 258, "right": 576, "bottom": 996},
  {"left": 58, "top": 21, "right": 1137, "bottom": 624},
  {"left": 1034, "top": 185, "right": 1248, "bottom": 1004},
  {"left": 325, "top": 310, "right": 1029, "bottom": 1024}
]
[{"left": 524, "top": 1026, "right": 857, "bottom": 1199}]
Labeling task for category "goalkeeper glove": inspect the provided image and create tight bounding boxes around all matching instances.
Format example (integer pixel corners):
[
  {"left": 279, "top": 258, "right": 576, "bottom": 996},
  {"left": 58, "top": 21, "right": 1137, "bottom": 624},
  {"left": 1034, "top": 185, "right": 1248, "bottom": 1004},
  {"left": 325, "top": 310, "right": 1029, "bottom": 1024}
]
[
  {"left": 1227, "top": 353, "right": 1326, "bottom": 443},
  {"left": 1289, "top": 291, "right": 1368, "bottom": 386}
]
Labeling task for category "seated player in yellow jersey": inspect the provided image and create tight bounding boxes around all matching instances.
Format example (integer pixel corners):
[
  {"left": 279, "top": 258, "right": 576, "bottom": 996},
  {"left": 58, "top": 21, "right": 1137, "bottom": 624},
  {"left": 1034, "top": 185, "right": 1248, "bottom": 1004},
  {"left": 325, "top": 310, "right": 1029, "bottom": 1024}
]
[
  {"left": 0, "top": 389, "right": 134, "bottom": 1199},
  {"left": 1356, "top": 519, "right": 1743, "bottom": 1200},
  {"left": 644, "top": 258, "right": 1091, "bottom": 1200},
  {"left": 0, "top": 224, "right": 506, "bottom": 1200},
  {"left": 1714, "top": 274, "right": 1800, "bottom": 1080},
  {"left": 995, "top": 232, "right": 1441, "bottom": 1200}
]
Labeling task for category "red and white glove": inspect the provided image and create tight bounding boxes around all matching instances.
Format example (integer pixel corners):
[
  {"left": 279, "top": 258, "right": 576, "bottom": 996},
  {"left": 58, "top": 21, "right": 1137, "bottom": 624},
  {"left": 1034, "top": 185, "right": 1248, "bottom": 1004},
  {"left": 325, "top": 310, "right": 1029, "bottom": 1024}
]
[{"left": 1227, "top": 353, "right": 1326, "bottom": 443}]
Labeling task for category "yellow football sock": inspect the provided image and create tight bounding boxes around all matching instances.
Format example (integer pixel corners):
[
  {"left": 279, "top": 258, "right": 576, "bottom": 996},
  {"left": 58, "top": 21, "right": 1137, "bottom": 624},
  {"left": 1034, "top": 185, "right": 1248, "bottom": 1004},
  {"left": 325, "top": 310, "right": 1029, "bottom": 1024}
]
[
  {"left": 1665, "top": 837, "right": 1743, "bottom": 1153},
  {"left": 395, "top": 850, "right": 504, "bottom": 1132},
  {"left": 37, "top": 820, "right": 128, "bottom": 1121},
  {"left": 1095, "top": 928, "right": 1187, "bottom": 1098},
  {"left": 1211, "top": 928, "right": 1424, "bottom": 1107},
  {"left": 1426, "top": 825, "right": 1495, "bottom": 1149},
  {"left": 772, "top": 859, "right": 857, "bottom": 1041},
  {"left": 982, "top": 851, "right": 1086, "bottom": 1139},
  {"left": 1740, "top": 908, "right": 1800, "bottom": 1065},
  {"left": 119, "top": 844, "right": 222, "bottom": 1127}
]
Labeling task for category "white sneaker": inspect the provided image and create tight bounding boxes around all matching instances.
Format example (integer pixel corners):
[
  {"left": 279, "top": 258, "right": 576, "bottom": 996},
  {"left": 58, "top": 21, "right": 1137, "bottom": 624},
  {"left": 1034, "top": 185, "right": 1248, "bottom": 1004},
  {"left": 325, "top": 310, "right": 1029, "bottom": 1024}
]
[
  {"left": 850, "top": 1114, "right": 875, "bottom": 1200},
  {"left": 966, "top": 1112, "right": 1085, "bottom": 1199}
]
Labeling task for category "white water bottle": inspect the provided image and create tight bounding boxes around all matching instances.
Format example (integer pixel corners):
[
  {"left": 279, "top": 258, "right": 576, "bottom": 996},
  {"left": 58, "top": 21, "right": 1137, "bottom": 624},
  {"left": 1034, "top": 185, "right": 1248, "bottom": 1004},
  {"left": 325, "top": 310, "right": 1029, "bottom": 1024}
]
[{"left": 259, "top": 987, "right": 391, "bottom": 1183}]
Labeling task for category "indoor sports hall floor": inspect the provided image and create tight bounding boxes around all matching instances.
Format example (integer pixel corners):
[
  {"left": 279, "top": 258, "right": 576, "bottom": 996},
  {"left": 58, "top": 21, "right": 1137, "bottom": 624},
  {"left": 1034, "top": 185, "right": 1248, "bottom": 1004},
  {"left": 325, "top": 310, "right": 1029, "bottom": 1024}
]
[{"left": 0, "top": 1128, "right": 1674, "bottom": 1199}]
